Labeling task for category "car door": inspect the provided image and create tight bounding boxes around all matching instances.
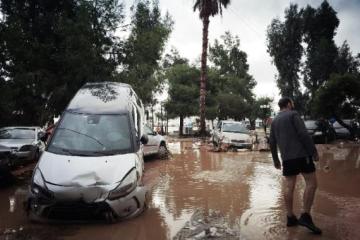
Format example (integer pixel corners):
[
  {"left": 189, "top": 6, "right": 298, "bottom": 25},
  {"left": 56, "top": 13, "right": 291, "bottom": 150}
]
[{"left": 143, "top": 125, "right": 158, "bottom": 156}]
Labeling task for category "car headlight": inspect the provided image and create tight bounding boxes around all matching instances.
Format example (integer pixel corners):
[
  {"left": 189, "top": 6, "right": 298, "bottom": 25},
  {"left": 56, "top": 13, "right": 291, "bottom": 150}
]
[
  {"left": 314, "top": 131, "right": 322, "bottom": 136},
  {"left": 221, "top": 136, "right": 231, "bottom": 144},
  {"left": 31, "top": 168, "right": 53, "bottom": 199},
  {"left": 108, "top": 169, "right": 138, "bottom": 200},
  {"left": 19, "top": 145, "right": 32, "bottom": 152}
]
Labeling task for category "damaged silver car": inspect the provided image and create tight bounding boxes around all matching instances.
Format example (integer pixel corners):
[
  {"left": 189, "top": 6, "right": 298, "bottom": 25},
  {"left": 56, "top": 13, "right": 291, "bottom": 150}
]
[{"left": 27, "top": 82, "right": 149, "bottom": 222}]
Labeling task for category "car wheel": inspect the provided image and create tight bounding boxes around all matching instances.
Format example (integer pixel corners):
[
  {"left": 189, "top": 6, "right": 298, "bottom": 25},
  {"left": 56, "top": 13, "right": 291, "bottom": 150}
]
[{"left": 158, "top": 143, "right": 168, "bottom": 159}]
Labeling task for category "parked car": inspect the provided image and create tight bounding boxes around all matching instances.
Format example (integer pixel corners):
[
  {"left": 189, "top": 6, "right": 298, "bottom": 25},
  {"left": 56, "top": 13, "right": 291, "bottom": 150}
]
[
  {"left": 0, "top": 145, "right": 13, "bottom": 182},
  {"left": 332, "top": 120, "right": 352, "bottom": 140},
  {"left": 27, "top": 82, "right": 148, "bottom": 222},
  {"left": 0, "top": 126, "right": 45, "bottom": 166},
  {"left": 143, "top": 124, "right": 168, "bottom": 158},
  {"left": 212, "top": 120, "right": 253, "bottom": 150},
  {"left": 304, "top": 120, "right": 335, "bottom": 144}
]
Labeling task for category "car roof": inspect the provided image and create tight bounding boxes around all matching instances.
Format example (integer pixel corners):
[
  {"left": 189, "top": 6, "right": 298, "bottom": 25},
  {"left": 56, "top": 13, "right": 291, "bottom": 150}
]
[
  {"left": 0, "top": 126, "right": 40, "bottom": 130},
  {"left": 66, "top": 82, "right": 141, "bottom": 114},
  {"left": 221, "top": 120, "right": 244, "bottom": 124}
]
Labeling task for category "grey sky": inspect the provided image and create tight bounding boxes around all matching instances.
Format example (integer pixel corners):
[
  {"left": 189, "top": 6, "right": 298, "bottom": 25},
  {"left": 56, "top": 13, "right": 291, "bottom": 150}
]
[{"left": 122, "top": 0, "right": 360, "bottom": 101}]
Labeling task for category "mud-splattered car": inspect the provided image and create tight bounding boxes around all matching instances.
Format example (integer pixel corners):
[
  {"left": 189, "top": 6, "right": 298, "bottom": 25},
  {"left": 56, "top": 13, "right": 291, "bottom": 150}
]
[
  {"left": 27, "top": 82, "right": 149, "bottom": 222},
  {"left": 143, "top": 124, "right": 168, "bottom": 159},
  {"left": 212, "top": 120, "right": 253, "bottom": 150}
]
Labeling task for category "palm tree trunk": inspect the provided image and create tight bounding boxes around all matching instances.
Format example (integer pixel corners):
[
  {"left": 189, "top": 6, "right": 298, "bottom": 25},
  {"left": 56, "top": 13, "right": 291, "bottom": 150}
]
[{"left": 199, "top": 16, "right": 209, "bottom": 136}]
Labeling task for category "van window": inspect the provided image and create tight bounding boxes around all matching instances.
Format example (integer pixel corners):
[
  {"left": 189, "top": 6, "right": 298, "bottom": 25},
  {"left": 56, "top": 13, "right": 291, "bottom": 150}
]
[{"left": 47, "top": 112, "right": 133, "bottom": 156}]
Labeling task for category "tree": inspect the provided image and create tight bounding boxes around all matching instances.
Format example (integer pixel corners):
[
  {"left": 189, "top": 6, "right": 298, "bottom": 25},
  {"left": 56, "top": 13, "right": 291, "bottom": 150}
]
[
  {"left": 313, "top": 73, "right": 360, "bottom": 138},
  {"left": 335, "top": 41, "right": 360, "bottom": 75},
  {"left": 267, "top": 4, "right": 303, "bottom": 107},
  {"left": 165, "top": 63, "right": 199, "bottom": 136},
  {"left": 119, "top": 0, "right": 173, "bottom": 105},
  {"left": 208, "top": 32, "right": 256, "bottom": 120},
  {"left": 193, "top": 0, "right": 231, "bottom": 136},
  {"left": 303, "top": 0, "right": 339, "bottom": 99},
  {"left": 0, "top": 0, "right": 124, "bottom": 126}
]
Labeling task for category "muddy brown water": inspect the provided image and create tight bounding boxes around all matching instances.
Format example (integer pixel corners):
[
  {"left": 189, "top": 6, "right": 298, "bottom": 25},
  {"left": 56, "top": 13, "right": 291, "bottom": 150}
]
[{"left": 0, "top": 140, "right": 359, "bottom": 240}]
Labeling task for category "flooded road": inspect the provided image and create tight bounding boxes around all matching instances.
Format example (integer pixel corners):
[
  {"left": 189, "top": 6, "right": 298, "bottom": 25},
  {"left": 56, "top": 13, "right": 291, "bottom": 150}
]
[{"left": 0, "top": 139, "right": 359, "bottom": 240}]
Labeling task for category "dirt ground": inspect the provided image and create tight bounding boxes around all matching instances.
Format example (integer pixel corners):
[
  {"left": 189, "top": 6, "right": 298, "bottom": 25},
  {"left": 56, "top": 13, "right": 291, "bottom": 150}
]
[{"left": 0, "top": 138, "right": 359, "bottom": 240}]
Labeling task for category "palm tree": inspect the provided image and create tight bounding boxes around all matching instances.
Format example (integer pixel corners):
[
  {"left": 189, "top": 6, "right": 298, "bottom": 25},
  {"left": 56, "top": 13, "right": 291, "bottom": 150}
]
[{"left": 193, "top": 0, "right": 231, "bottom": 136}]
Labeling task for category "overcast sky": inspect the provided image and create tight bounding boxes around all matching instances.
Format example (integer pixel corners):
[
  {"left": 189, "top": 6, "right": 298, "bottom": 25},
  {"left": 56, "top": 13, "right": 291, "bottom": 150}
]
[{"left": 123, "top": 0, "right": 360, "bottom": 101}]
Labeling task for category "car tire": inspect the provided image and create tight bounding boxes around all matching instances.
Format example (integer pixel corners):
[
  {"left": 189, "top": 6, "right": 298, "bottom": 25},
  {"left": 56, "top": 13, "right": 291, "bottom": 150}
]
[{"left": 158, "top": 143, "right": 168, "bottom": 159}]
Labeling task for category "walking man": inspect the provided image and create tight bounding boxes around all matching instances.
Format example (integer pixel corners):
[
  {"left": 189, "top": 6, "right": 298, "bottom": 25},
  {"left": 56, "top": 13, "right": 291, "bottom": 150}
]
[{"left": 269, "top": 97, "right": 322, "bottom": 234}]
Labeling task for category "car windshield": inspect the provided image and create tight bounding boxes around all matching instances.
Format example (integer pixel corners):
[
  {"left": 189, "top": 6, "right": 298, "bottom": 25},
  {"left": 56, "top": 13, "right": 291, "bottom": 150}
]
[
  {"left": 0, "top": 128, "right": 35, "bottom": 139},
  {"left": 222, "top": 123, "right": 249, "bottom": 133},
  {"left": 305, "top": 121, "right": 317, "bottom": 129},
  {"left": 47, "top": 112, "right": 133, "bottom": 156}
]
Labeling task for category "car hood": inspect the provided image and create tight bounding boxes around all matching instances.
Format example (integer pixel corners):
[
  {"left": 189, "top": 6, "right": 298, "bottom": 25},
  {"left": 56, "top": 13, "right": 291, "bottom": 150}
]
[
  {"left": 0, "top": 139, "right": 34, "bottom": 148},
  {"left": 38, "top": 151, "right": 137, "bottom": 187},
  {"left": 222, "top": 132, "right": 251, "bottom": 141}
]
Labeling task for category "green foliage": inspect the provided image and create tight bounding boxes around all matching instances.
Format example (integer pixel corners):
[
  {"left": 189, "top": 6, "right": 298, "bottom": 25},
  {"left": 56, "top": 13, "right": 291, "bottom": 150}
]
[
  {"left": 267, "top": 4, "right": 303, "bottom": 102},
  {"left": 313, "top": 74, "right": 360, "bottom": 119},
  {"left": 335, "top": 41, "right": 360, "bottom": 75},
  {"left": 193, "top": 0, "right": 231, "bottom": 19},
  {"left": 118, "top": 0, "right": 173, "bottom": 105},
  {"left": 303, "top": 0, "right": 339, "bottom": 96},
  {"left": 0, "top": 0, "right": 124, "bottom": 126},
  {"left": 165, "top": 64, "right": 199, "bottom": 118},
  {"left": 208, "top": 32, "right": 256, "bottom": 120}
]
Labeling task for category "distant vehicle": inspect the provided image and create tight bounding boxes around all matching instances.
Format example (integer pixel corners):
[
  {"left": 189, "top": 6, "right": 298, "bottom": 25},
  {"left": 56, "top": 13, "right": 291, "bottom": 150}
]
[
  {"left": 304, "top": 120, "right": 335, "bottom": 144},
  {"left": 0, "top": 127, "right": 45, "bottom": 166},
  {"left": 212, "top": 120, "right": 253, "bottom": 150},
  {"left": 0, "top": 145, "right": 13, "bottom": 182},
  {"left": 143, "top": 124, "right": 168, "bottom": 158},
  {"left": 332, "top": 120, "right": 352, "bottom": 140},
  {"left": 27, "top": 82, "right": 148, "bottom": 222}
]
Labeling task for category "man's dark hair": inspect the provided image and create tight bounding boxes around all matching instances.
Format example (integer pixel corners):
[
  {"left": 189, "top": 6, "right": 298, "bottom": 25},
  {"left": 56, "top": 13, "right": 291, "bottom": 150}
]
[{"left": 278, "top": 97, "right": 292, "bottom": 109}]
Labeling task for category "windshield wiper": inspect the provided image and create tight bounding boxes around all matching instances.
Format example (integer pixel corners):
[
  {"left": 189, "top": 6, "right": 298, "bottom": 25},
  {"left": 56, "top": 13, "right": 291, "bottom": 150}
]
[{"left": 57, "top": 127, "right": 105, "bottom": 147}]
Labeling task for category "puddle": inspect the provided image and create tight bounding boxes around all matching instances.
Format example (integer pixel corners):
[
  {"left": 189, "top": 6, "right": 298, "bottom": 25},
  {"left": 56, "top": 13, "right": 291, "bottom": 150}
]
[{"left": 0, "top": 140, "right": 359, "bottom": 240}]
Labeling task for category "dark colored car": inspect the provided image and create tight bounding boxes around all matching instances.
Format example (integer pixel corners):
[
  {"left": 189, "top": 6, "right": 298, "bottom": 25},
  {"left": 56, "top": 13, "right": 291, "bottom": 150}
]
[
  {"left": 0, "top": 145, "right": 13, "bottom": 182},
  {"left": 304, "top": 120, "right": 336, "bottom": 144},
  {"left": 332, "top": 120, "right": 353, "bottom": 140}
]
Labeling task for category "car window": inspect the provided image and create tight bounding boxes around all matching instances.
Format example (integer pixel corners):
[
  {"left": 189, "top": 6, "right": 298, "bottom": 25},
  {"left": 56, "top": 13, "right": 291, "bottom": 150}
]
[
  {"left": 0, "top": 128, "right": 35, "bottom": 139},
  {"left": 222, "top": 123, "right": 249, "bottom": 133},
  {"left": 144, "top": 125, "right": 153, "bottom": 135},
  {"left": 304, "top": 121, "right": 317, "bottom": 129},
  {"left": 47, "top": 112, "right": 133, "bottom": 156}
]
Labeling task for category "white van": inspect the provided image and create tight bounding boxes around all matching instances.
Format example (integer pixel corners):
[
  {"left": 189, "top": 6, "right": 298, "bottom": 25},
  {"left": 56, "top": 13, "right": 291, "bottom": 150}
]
[{"left": 27, "top": 82, "right": 148, "bottom": 222}]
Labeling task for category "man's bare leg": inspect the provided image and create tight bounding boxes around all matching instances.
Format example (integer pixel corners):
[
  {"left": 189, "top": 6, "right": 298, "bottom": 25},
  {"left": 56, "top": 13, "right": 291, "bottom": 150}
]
[
  {"left": 301, "top": 172, "right": 317, "bottom": 213},
  {"left": 284, "top": 175, "right": 297, "bottom": 217},
  {"left": 298, "top": 172, "right": 322, "bottom": 234}
]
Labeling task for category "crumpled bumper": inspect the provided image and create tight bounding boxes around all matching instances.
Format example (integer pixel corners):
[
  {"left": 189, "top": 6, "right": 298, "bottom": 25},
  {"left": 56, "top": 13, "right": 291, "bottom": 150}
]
[{"left": 26, "top": 185, "right": 147, "bottom": 222}]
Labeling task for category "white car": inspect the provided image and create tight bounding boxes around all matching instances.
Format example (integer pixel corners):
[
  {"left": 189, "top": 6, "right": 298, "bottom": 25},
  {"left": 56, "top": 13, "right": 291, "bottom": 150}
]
[
  {"left": 212, "top": 120, "right": 253, "bottom": 150},
  {"left": 27, "top": 82, "right": 148, "bottom": 222},
  {"left": 143, "top": 125, "right": 168, "bottom": 158}
]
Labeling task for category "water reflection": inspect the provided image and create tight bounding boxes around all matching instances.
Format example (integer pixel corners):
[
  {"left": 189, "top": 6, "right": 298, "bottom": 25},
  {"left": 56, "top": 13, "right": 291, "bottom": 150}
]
[{"left": 0, "top": 141, "right": 359, "bottom": 240}]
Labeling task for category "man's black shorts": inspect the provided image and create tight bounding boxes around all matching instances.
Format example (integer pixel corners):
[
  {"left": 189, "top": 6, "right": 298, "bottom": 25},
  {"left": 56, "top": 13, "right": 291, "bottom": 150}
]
[{"left": 282, "top": 157, "right": 316, "bottom": 176}]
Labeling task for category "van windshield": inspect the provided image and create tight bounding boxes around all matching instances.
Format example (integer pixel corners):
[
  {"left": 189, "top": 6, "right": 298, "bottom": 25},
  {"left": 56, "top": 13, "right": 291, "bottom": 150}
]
[{"left": 47, "top": 112, "right": 133, "bottom": 156}]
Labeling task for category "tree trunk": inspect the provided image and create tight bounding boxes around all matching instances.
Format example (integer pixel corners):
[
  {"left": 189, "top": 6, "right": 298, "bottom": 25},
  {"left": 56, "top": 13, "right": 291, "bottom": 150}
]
[
  {"left": 179, "top": 115, "right": 184, "bottom": 136},
  {"left": 199, "top": 16, "right": 210, "bottom": 137}
]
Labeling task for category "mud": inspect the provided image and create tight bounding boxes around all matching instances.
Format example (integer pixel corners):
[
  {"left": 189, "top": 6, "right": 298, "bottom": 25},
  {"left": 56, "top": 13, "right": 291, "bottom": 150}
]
[{"left": 0, "top": 139, "right": 359, "bottom": 240}]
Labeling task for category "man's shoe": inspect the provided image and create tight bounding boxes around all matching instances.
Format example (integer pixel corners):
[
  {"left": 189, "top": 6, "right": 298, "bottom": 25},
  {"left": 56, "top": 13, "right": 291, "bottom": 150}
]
[
  {"left": 287, "top": 215, "right": 298, "bottom": 227},
  {"left": 298, "top": 213, "right": 322, "bottom": 234}
]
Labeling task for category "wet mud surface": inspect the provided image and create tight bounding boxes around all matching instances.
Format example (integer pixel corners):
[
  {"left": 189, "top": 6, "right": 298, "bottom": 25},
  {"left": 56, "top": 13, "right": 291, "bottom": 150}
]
[{"left": 0, "top": 139, "right": 359, "bottom": 240}]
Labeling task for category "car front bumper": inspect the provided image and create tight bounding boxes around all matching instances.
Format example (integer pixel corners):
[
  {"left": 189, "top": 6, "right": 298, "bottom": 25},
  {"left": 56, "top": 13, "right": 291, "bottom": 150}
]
[{"left": 27, "top": 185, "right": 148, "bottom": 222}]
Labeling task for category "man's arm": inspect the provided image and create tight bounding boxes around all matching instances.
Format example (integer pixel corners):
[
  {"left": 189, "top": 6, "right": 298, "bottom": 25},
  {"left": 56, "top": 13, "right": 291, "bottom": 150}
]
[
  {"left": 269, "top": 122, "right": 281, "bottom": 169},
  {"left": 292, "top": 112, "right": 318, "bottom": 158}
]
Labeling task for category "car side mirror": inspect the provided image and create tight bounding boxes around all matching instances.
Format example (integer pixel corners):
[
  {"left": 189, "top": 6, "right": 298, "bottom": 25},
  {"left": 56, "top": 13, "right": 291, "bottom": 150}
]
[
  {"left": 140, "top": 134, "right": 149, "bottom": 145},
  {"left": 38, "top": 132, "right": 46, "bottom": 142}
]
